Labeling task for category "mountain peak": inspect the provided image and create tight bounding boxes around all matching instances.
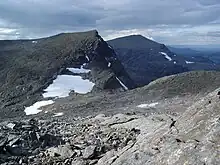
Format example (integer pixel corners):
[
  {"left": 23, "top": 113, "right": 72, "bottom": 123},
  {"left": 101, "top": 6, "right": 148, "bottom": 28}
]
[
  {"left": 107, "top": 34, "right": 158, "bottom": 50},
  {"left": 0, "top": 30, "right": 135, "bottom": 118},
  {"left": 127, "top": 34, "right": 153, "bottom": 40},
  {"left": 109, "top": 34, "right": 154, "bottom": 42}
]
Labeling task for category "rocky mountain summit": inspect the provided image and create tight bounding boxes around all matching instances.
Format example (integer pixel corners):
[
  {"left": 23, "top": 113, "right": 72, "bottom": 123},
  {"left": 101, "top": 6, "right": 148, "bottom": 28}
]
[
  {"left": 108, "top": 35, "right": 220, "bottom": 87},
  {"left": 0, "top": 30, "right": 135, "bottom": 118},
  {"left": 0, "top": 70, "right": 220, "bottom": 165}
]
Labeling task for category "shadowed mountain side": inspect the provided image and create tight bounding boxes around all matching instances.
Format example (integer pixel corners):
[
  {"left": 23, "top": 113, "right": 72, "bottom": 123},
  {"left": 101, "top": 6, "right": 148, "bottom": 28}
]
[{"left": 108, "top": 35, "right": 220, "bottom": 87}]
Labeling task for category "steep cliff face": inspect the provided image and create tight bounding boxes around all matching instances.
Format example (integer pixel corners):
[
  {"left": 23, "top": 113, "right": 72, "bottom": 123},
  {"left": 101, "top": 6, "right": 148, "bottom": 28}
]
[
  {"left": 108, "top": 35, "right": 188, "bottom": 86},
  {"left": 0, "top": 30, "right": 135, "bottom": 118}
]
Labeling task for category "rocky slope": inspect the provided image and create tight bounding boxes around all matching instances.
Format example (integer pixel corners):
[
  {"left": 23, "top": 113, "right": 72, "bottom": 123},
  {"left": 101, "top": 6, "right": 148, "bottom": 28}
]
[
  {"left": 0, "top": 30, "right": 135, "bottom": 118},
  {"left": 0, "top": 70, "right": 220, "bottom": 165},
  {"left": 1, "top": 29, "right": 220, "bottom": 165},
  {"left": 108, "top": 35, "right": 220, "bottom": 87}
]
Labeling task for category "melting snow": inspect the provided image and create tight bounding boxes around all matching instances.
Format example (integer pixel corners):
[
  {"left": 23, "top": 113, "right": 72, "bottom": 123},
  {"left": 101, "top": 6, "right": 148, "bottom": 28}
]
[
  {"left": 108, "top": 62, "right": 111, "bottom": 67},
  {"left": 24, "top": 100, "right": 54, "bottom": 115},
  {"left": 146, "top": 36, "right": 155, "bottom": 41},
  {"left": 86, "top": 55, "right": 90, "bottom": 61},
  {"left": 185, "top": 61, "right": 195, "bottom": 64},
  {"left": 53, "top": 112, "right": 64, "bottom": 117},
  {"left": 137, "top": 102, "right": 159, "bottom": 108},
  {"left": 116, "top": 77, "right": 128, "bottom": 90},
  {"left": 25, "top": 63, "right": 95, "bottom": 115},
  {"left": 160, "top": 52, "right": 172, "bottom": 61},
  {"left": 43, "top": 75, "right": 95, "bottom": 98},
  {"left": 67, "top": 66, "right": 91, "bottom": 74},
  {"left": 108, "top": 45, "right": 113, "bottom": 49}
]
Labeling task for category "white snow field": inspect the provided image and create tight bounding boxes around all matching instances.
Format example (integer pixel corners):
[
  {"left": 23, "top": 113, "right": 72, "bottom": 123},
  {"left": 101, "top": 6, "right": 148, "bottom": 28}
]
[
  {"left": 116, "top": 77, "right": 129, "bottom": 90},
  {"left": 67, "top": 65, "right": 91, "bottom": 74},
  {"left": 24, "top": 100, "right": 54, "bottom": 115},
  {"left": 160, "top": 52, "right": 172, "bottom": 61},
  {"left": 137, "top": 102, "right": 159, "bottom": 108},
  {"left": 53, "top": 112, "right": 64, "bottom": 117},
  {"left": 43, "top": 75, "right": 95, "bottom": 98},
  {"left": 185, "top": 60, "right": 195, "bottom": 64},
  {"left": 25, "top": 64, "right": 94, "bottom": 115}
]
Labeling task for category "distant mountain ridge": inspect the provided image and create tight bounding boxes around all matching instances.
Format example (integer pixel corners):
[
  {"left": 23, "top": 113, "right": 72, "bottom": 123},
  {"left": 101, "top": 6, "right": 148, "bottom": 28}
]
[
  {"left": 108, "top": 35, "right": 220, "bottom": 87},
  {"left": 168, "top": 45, "right": 220, "bottom": 64}
]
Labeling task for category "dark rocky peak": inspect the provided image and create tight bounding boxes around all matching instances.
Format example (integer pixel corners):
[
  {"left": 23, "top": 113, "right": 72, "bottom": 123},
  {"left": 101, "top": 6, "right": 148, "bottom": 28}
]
[
  {"left": 0, "top": 30, "right": 135, "bottom": 118},
  {"left": 89, "top": 36, "right": 136, "bottom": 89},
  {"left": 108, "top": 34, "right": 158, "bottom": 49},
  {"left": 107, "top": 35, "right": 188, "bottom": 87},
  {"left": 107, "top": 35, "right": 220, "bottom": 87},
  {"left": 107, "top": 35, "right": 176, "bottom": 63}
]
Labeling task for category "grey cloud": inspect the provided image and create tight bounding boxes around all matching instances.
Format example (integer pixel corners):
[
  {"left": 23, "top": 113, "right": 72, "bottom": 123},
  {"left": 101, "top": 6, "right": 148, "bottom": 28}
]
[
  {"left": 0, "top": 1, "right": 102, "bottom": 28},
  {"left": 0, "top": 0, "right": 220, "bottom": 44},
  {"left": 207, "top": 31, "right": 220, "bottom": 37}
]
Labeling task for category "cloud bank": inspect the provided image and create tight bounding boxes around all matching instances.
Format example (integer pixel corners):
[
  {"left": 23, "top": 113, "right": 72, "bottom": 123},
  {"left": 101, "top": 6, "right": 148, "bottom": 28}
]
[{"left": 0, "top": 0, "right": 220, "bottom": 44}]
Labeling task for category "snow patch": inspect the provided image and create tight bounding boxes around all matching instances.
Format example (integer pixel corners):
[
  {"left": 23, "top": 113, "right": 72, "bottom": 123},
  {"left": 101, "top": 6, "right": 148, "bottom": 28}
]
[
  {"left": 146, "top": 36, "right": 155, "bottom": 41},
  {"left": 67, "top": 66, "right": 91, "bottom": 74},
  {"left": 24, "top": 100, "right": 54, "bottom": 115},
  {"left": 116, "top": 77, "right": 128, "bottom": 90},
  {"left": 185, "top": 61, "right": 195, "bottom": 64},
  {"left": 174, "top": 61, "right": 177, "bottom": 64},
  {"left": 43, "top": 75, "right": 95, "bottom": 98},
  {"left": 45, "top": 111, "right": 48, "bottom": 114},
  {"left": 160, "top": 52, "right": 172, "bottom": 61},
  {"left": 53, "top": 112, "right": 64, "bottom": 117},
  {"left": 86, "top": 55, "right": 90, "bottom": 61},
  {"left": 137, "top": 102, "right": 159, "bottom": 108},
  {"left": 32, "top": 41, "right": 37, "bottom": 44},
  {"left": 108, "top": 45, "right": 113, "bottom": 49},
  {"left": 108, "top": 62, "right": 111, "bottom": 67}
]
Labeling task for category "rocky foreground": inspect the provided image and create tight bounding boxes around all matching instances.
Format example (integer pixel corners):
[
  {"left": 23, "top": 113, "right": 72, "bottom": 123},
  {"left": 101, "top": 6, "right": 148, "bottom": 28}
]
[{"left": 1, "top": 87, "right": 219, "bottom": 165}]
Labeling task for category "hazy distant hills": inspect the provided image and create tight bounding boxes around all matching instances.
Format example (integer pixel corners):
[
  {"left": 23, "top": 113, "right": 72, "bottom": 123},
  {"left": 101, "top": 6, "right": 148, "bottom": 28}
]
[{"left": 168, "top": 45, "right": 220, "bottom": 64}]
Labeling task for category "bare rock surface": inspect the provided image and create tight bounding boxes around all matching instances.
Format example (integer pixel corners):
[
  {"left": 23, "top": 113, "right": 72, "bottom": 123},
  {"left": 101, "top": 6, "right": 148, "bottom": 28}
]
[{"left": 0, "top": 86, "right": 219, "bottom": 165}]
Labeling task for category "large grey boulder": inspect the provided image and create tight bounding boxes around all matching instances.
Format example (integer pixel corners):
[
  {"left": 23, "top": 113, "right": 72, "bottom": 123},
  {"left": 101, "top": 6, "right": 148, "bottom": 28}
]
[{"left": 47, "top": 145, "right": 76, "bottom": 160}]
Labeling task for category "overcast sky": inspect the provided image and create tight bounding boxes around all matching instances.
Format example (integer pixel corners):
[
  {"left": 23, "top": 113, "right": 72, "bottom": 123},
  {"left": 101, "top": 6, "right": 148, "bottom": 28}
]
[{"left": 0, "top": 0, "right": 220, "bottom": 45}]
